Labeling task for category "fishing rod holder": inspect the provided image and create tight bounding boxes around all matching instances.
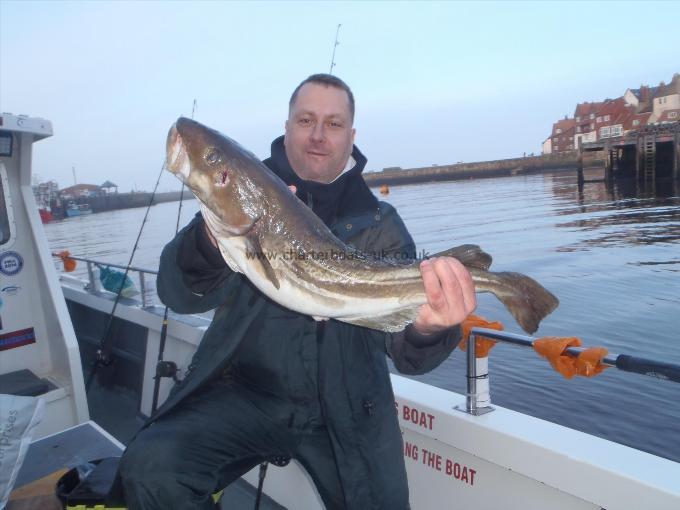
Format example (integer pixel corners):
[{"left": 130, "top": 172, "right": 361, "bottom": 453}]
[{"left": 455, "top": 327, "right": 680, "bottom": 417}]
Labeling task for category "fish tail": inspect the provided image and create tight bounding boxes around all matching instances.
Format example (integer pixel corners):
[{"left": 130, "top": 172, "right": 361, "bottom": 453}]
[{"left": 475, "top": 270, "right": 559, "bottom": 334}]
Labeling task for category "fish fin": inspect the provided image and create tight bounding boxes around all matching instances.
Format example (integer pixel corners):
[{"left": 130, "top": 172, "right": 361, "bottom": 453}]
[
  {"left": 245, "top": 235, "right": 280, "bottom": 290},
  {"left": 434, "top": 244, "right": 493, "bottom": 270},
  {"left": 477, "top": 270, "right": 559, "bottom": 334},
  {"left": 344, "top": 307, "right": 419, "bottom": 333}
]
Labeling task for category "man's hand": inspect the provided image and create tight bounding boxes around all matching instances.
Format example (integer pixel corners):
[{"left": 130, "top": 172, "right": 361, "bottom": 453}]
[{"left": 413, "top": 257, "right": 477, "bottom": 336}]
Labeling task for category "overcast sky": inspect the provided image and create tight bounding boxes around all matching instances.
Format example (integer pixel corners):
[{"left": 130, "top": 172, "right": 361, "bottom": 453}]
[{"left": 2, "top": 1, "right": 678, "bottom": 192}]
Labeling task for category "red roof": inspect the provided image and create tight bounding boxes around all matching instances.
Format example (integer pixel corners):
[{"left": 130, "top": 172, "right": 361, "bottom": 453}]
[
  {"left": 597, "top": 98, "right": 632, "bottom": 126},
  {"left": 552, "top": 117, "right": 575, "bottom": 136},
  {"left": 574, "top": 101, "right": 604, "bottom": 118},
  {"left": 59, "top": 184, "right": 102, "bottom": 196},
  {"left": 657, "top": 109, "right": 680, "bottom": 123},
  {"left": 623, "top": 111, "right": 652, "bottom": 131}
]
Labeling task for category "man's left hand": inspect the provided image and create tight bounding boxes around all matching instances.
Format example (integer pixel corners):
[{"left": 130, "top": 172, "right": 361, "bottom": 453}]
[{"left": 413, "top": 257, "right": 477, "bottom": 336}]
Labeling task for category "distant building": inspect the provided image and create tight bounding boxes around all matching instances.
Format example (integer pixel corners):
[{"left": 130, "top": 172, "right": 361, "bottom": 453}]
[
  {"left": 59, "top": 183, "right": 103, "bottom": 200},
  {"left": 543, "top": 73, "right": 679, "bottom": 153},
  {"left": 548, "top": 117, "right": 576, "bottom": 154},
  {"left": 100, "top": 180, "right": 118, "bottom": 194},
  {"left": 32, "top": 180, "right": 60, "bottom": 208}
]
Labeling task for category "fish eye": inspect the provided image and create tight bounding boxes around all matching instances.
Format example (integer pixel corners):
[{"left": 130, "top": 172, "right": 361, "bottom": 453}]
[{"left": 205, "top": 148, "right": 222, "bottom": 165}]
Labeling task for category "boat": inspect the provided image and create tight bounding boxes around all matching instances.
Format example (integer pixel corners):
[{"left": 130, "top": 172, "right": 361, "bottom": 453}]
[
  {"left": 65, "top": 202, "right": 93, "bottom": 217},
  {"left": 3, "top": 112, "right": 680, "bottom": 509},
  {"left": 38, "top": 207, "right": 53, "bottom": 223}
]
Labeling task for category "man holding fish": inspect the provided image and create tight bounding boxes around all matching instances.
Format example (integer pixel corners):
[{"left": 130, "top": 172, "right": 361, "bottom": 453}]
[{"left": 116, "top": 74, "right": 521, "bottom": 509}]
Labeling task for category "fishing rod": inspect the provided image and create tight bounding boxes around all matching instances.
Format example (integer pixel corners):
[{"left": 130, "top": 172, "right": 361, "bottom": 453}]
[
  {"left": 85, "top": 162, "right": 168, "bottom": 392},
  {"left": 329, "top": 24, "right": 341, "bottom": 74},
  {"left": 150, "top": 99, "right": 196, "bottom": 413}
]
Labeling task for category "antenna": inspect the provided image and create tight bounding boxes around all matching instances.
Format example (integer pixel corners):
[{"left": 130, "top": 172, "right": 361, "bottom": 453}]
[
  {"left": 191, "top": 99, "right": 197, "bottom": 119},
  {"left": 329, "top": 24, "right": 342, "bottom": 74}
]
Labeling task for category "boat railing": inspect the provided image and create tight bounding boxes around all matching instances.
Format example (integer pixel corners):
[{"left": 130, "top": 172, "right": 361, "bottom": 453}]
[
  {"left": 56, "top": 254, "right": 158, "bottom": 308},
  {"left": 458, "top": 327, "right": 680, "bottom": 416},
  {"left": 56, "top": 255, "right": 680, "bottom": 409}
]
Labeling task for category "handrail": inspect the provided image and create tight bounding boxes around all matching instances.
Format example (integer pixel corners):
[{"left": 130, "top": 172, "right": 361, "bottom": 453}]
[
  {"left": 457, "top": 327, "right": 680, "bottom": 416},
  {"left": 54, "top": 253, "right": 157, "bottom": 307},
  {"left": 55, "top": 253, "right": 158, "bottom": 275}
]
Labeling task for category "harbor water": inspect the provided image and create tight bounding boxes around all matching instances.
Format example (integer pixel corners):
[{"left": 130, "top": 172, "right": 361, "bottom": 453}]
[{"left": 44, "top": 169, "right": 680, "bottom": 463}]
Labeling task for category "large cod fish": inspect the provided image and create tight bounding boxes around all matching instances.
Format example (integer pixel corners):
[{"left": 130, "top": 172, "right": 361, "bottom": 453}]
[{"left": 164, "top": 118, "right": 558, "bottom": 333}]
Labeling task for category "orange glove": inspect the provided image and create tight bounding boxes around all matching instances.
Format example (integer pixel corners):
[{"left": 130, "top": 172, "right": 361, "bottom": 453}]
[
  {"left": 56, "top": 250, "right": 76, "bottom": 272},
  {"left": 458, "top": 314, "right": 503, "bottom": 358},
  {"left": 534, "top": 337, "right": 609, "bottom": 379}
]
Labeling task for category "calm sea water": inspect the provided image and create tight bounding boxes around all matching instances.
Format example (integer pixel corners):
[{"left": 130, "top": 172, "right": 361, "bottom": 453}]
[{"left": 44, "top": 170, "right": 680, "bottom": 463}]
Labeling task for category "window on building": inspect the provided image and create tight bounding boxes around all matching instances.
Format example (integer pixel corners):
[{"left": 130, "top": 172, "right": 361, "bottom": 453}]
[
  {"left": 611, "top": 126, "right": 623, "bottom": 136},
  {"left": 670, "top": 111, "right": 678, "bottom": 119},
  {"left": 596, "top": 116, "right": 602, "bottom": 123},
  {"left": 0, "top": 163, "right": 13, "bottom": 246},
  {"left": 600, "top": 126, "right": 611, "bottom": 138},
  {"left": 633, "top": 119, "right": 640, "bottom": 126},
  {"left": 604, "top": 115, "right": 610, "bottom": 121},
  {"left": 576, "top": 116, "right": 581, "bottom": 122},
  {"left": 556, "top": 128, "right": 562, "bottom": 134},
  {"left": 590, "top": 113, "right": 595, "bottom": 119},
  {"left": 590, "top": 123, "right": 595, "bottom": 130},
  {"left": 576, "top": 126, "right": 581, "bottom": 133}
]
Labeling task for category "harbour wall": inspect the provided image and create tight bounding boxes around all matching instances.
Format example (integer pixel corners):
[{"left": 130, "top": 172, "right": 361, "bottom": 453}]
[{"left": 363, "top": 151, "right": 602, "bottom": 187}]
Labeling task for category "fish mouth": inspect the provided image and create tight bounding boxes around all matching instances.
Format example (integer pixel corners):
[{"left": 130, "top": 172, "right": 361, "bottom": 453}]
[{"left": 164, "top": 123, "right": 191, "bottom": 182}]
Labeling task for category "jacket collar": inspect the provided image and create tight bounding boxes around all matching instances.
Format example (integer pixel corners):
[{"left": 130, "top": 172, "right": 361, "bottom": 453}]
[{"left": 266, "top": 136, "right": 379, "bottom": 227}]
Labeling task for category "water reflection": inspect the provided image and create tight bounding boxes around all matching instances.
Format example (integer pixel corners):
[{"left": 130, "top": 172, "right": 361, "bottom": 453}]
[{"left": 549, "top": 170, "right": 680, "bottom": 250}]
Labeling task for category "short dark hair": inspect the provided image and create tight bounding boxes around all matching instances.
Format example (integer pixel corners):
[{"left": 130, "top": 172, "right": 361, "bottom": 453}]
[{"left": 289, "top": 74, "right": 355, "bottom": 121}]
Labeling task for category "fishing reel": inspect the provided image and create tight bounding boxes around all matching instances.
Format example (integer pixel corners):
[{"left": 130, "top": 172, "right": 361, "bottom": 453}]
[{"left": 155, "top": 360, "right": 180, "bottom": 384}]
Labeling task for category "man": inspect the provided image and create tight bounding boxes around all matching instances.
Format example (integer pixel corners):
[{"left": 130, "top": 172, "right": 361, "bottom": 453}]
[{"left": 118, "top": 74, "right": 476, "bottom": 509}]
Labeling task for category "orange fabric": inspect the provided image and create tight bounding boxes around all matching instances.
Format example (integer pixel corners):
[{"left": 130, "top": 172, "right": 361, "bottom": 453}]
[
  {"left": 534, "top": 337, "right": 609, "bottom": 379},
  {"left": 533, "top": 337, "right": 582, "bottom": 379},
  {"left": 458, "top": 314, "right": 502, "bottom": 358},
  {"left": 575, "top": 347, "right": 609, "bottom": 377},
  {"left": 56, "top": 250, "right": 76, "bottom": 272}
]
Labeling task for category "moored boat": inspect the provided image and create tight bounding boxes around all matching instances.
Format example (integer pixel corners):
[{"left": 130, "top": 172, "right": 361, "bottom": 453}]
[
  {"left": 38, "top": 207, "right": 53, "bottom": 223},
  {"left": 65, "top": 202, "right": 92, "bottom": 217}
]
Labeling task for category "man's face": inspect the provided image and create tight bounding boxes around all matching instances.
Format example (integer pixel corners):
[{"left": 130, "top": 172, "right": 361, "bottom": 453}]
[{"left": 284, "top": 82, "right": 356, "bottom": 183}]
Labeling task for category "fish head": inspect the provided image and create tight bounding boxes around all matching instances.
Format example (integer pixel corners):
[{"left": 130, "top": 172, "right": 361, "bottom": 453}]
[{"left": 165, "top": 117, "right": 263, "bottom": 236}]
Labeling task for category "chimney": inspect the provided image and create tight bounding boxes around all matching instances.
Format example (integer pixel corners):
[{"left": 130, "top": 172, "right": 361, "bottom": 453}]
[{"left": 640, "top": 86, "right": 649, "bottom": 103}]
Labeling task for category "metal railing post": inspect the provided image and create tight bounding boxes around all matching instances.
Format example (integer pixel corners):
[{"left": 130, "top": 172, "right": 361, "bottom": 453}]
[
  {"left": 86, "top": 261, "right": 100, "bottom": 293},
  {"left": 455, "top": 331, "right": 494, "bottom": 416},
  {"left": 139, "top": 272, "right": 147, "bottom": 307}
]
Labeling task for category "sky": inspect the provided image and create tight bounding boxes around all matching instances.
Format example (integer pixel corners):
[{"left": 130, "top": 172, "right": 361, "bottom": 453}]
[{"left": 1, "top": 1, "right": 679, "bottom": 192}]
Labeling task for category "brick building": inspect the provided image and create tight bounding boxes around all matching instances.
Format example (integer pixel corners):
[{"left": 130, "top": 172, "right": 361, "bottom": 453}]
[{"left": 543, "top": 73, "right": 680, "bottom": 154}]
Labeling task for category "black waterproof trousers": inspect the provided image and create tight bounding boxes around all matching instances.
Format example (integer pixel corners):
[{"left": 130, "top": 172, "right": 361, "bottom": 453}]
[{"left": 119, "top": 378, "right": 349, "bottom": 510}]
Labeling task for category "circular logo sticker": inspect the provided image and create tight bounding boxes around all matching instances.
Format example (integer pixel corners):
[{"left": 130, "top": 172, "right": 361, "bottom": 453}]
[{"left": 0, "top": 251, "right": 24, "bottom": 276}]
